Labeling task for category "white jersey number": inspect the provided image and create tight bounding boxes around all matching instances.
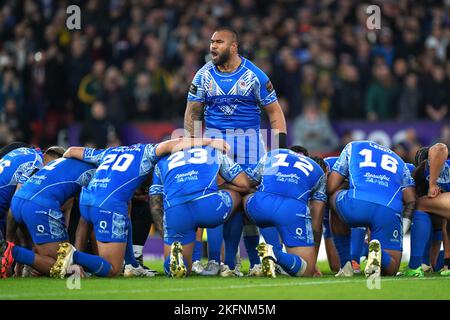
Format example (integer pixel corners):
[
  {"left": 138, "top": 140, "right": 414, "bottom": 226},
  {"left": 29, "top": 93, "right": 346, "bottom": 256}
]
[
  {"left": 272, "top": 154, "right": 314, "bottom": 176},
  {"left": 168, "top": 148, "right": 208, "bottom": 171},
  {"left": 359, "top": 149, "right": 398, "bottom": 174},
  {"left": 98, "top": 154, "right": 135, "bottom": 172}
]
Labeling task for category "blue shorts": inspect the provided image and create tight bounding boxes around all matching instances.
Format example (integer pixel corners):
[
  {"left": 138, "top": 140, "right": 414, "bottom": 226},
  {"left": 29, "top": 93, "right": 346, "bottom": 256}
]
[
  {"left": 10, "top": 197, "right": 68, "bottom": 244},
  {"left": 245, "top": 192, "right": 314, "bottom": 247},
  {"left": 164, "top": 191, "right": 233, "bottom": 245},
  {"left": 79, "top": 205, "right": 129, "bottom": 243},
  {"left": 322, "top": 205, "right": 333, "bottom": 239},
  {"left": 334, "top": 190, "right": 402, "bottom": 251}
]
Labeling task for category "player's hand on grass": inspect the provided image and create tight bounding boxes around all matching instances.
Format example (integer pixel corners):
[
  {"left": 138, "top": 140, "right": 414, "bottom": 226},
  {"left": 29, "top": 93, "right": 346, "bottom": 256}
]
[{"left": 313, "top": 265, "right": 322, "bottom": 277}]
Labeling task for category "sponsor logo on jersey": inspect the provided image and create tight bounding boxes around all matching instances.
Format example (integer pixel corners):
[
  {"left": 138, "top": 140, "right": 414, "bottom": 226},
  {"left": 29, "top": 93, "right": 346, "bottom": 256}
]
[{"left": 219, "top": 104, "right": 237, "bottom": 115}]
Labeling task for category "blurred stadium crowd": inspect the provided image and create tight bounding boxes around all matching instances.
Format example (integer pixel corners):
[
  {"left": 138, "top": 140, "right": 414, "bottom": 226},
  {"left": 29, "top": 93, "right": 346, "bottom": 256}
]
[{"left": 0, "top": 0, "right": 449, "bottom": 156}]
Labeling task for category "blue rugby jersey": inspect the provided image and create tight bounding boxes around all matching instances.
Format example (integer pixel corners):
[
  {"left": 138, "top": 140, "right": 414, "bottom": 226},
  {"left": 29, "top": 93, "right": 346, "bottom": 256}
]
[
  {"left": 0, "top": 148, "right": 43, "bottom": 214},
  {"left": 149, "top": 146, "right": 243, "bottom": 209},
  {"left": 79, "top": 144, "right": 159, "bottom": 212},
  {"left": 188, "top": 57, "right": 278, "bottom": 168},
  {"left": 251, "top": 149, "right": 327, "bottom": 206},
  {"left": 332, "top": 141, "right": 414, "bottom": 212},
  {"left": 14, "top": 158, "right": 96, "bottom": 210}
]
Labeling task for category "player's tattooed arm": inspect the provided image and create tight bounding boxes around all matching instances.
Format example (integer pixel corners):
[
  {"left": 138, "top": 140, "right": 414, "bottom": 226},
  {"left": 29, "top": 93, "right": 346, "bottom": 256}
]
[
  {"left": 61, "top": 197, "right": 74, "bottom": 227},
  {"left": 63, "top": 147, "right": 85, "bottom": 160},
  {"left": 310, "top": 200, "right": 325, "bottom": 249},
  {"left": 184, "top": 101, "right": 204, "bottom": 137},
  {"left": 264, "top": 101, "right": 287, "bottom": 134},
  {"left": 402, "top": 187, "right": 417, "bottom": 220},
  {"left": 150, "top": 195, "right": 164, "bottom": 237},
  {"left": 75, "top": 216, "right": 91, "bottom": 251},
  {"left": 401, "top": 187, "right": 417, "bottom": 233}
]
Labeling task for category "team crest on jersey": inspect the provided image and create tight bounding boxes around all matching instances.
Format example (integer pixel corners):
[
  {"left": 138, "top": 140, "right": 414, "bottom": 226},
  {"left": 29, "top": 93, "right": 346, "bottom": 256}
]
[
  {"left": 219, "top": 104, "right": 237, "bottom": 115},
  {"left": 239, "top": 80, "right": 248, "bottom": 90}
]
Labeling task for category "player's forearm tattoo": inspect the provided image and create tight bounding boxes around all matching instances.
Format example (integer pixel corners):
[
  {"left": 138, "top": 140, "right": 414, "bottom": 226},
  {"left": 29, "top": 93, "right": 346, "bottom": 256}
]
[
  {"left": 184, "top": 101, "right": 204, "bottom": 137},
  {"left": 313, "top": 230, "right": 322, "bottom": 247},
  {"left": 402, "top": 200, "right": 417, "bottom": 220},
  {"left": 150, "top": 195, "right": 164, "bottom": 237}
]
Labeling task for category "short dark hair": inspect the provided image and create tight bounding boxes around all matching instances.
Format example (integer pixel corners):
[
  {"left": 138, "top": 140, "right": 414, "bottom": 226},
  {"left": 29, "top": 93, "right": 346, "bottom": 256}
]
[
  {"left": 289, "top": 145, "right": 309, "bottom": 157},
  {"left": 44, "top": 146, "right": 66, "bottom": 158},
  {"left": 310, "top": 156, "right": 327, "bottom": 173},
  {"left": 0, "top": 141, "right": 30, "bottom": 159},
  {"left": 214, "top": 26, "right": 239, "bottom": 44}
]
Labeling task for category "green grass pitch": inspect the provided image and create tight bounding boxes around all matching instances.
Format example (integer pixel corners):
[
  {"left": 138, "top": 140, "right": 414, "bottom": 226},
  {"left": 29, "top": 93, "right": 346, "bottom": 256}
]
[{"left": 0, "top": 260, "right": 449, "bottom": 300}]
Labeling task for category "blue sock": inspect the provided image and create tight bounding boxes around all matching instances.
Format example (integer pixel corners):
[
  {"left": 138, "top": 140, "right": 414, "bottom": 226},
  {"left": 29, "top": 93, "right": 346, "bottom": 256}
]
[
  {"left": 434, "top": 250, "right": 445, "bottom": 271},
  {"left": 73, "top": 251, "right": 112, "bottom": 277},
  {"left": 334, "top": 234, "right": 351, "bottom": 268},
  {"left": 361, "top": 241, "right": 369, "bottom": 258},
  {"left": 432, "top": 230, "right": 443, "bottom": 241},
  {"left": 273, "top": 248, "right": 302, "bottom": 276},
  {"left": 260, "top": 227, "right": 283, "bottom": 252},
  {"left": 409, "top": 211, "right": 431, "bottom": 269},
  {"left": 192, "top": 240, "right": 203, "bottom": 262},
  {"left": 223, "top": 213, "right": 243, "bottom": 269},
  {"left": 381, "top": 249, "right": 392, "bottom": 270},
  {"left": 350, "top": 227, "right": 366, "bottom": 263},
  {"left": 12, "top": 246, "right": 35, "bottom": 265},
  {"left": 124, "top": 228, "right": 139, "bottom": 267},
  {"left": 206, "top": 225, "right": 223, "bottom": 262},
  {"left": 243, "top": 224, "right": 260, "bottom": 268}
]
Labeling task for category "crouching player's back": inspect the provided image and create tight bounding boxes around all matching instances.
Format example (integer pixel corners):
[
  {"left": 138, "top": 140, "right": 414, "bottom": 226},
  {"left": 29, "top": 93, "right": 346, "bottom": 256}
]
[
  {"left": 150, "top": 145, "right": 250, "bottom": 277},
  {"left": 244, "top": 147, "right": 327, "bottom": 277},
  {"left": 1, "top": 158, "right": 95, "bottom": 277},
  {"left": 327, "top": 140, "right": 416, "bottom": 277}
]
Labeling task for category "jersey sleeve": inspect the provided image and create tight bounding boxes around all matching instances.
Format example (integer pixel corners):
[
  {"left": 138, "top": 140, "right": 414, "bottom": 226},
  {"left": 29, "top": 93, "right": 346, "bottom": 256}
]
[
  {"left": 187, "top": 64, "right": 208, "bottom": 103},
  {"left": 82, "top": 148, "right": 107, "bottom": 165},
  {"left": 402, "top": 163, "right": 415, "bottom": 188},
  {"left": 311, "top": 174, "right": 328, "bottom": 203},
  {"left": 149, "top": 165, "right": 164, "bottom": 195},
  {"left": 249, "top": 154, "right": 267, "bottom": 183},
  {"left": 144, "top": 144, "right": 160, "bottom": 165},
  {"left": 218, "top": 153, "right": 244, "bottom": 182},
  {"left": 77, "top": 169, "right": 96, "bottom": 187},
  {"left": 253, "top": 67, "right": 278, "bottom": 107},
  {"left": 17, "top": 155, "right": 43, "bottom": 184},
  {"left": 332, "top": 143, "right": 351, "bottom": 178}
]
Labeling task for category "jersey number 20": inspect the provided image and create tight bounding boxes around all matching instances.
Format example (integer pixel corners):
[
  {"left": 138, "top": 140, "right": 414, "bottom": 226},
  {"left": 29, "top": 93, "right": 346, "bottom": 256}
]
[{"left": 98, "top": 154, "right": 135, "bottom": 172}]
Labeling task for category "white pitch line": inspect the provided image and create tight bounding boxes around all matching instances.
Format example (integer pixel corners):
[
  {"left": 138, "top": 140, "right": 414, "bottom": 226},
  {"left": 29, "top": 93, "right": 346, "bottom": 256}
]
[{"left": 0, "top": 276, "right": 448, "bottom": 299}]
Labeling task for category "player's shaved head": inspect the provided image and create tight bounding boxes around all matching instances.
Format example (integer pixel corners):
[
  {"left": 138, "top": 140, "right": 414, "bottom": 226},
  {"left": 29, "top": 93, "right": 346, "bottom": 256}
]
[
  {"left": 44, "top": 146, "right": 66, "bottom": 159},
  {"left": 214, "top": 26, "right": 238, "bottom": 44}
]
